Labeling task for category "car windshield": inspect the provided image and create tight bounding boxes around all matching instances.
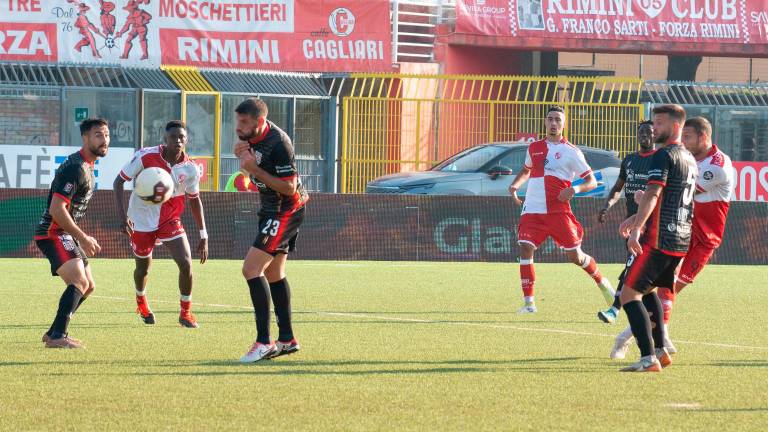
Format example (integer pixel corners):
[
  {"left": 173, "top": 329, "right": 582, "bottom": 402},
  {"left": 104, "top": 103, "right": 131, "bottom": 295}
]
[{"left": 431, "top": 145, "right": 509, "bottom": 172}]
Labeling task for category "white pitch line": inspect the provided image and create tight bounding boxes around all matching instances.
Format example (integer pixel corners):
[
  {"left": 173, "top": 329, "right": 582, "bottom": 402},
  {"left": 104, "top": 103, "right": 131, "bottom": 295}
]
[{"left": 89, "top": 295, "right": 768, "bottom": 352}]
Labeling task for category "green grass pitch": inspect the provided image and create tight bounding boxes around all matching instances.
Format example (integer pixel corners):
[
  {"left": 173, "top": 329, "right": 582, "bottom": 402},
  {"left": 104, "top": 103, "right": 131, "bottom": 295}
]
[{"left": 2, "top": 259, "right": 767, "bottom": 430}]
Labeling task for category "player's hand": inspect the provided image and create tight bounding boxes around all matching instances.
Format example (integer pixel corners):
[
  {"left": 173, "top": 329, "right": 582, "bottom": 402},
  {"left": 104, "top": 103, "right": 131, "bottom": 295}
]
[
  {"left": 634, "top": 190, "right": 645, "bottom": 204},
  {"left": 233, "top": 141, "right": 251, "bottom": 158},
  {"left": 619, "top": 215, "right": 636, "bottom": 238},
  {"left": 558, "top": 187, "right": 576, "bottom": 202},
  {"left": 79, "top": 235, "right": 102, "bottom": 257},
  {"left": 120, "top": 218, "right": 134, "bottom": 237},
  {"left": 627, "top": 229, "right": 643, "bottom": 256},
  {"left": 197, "top": 238, "right": 208, "bottom": 264},
  {"left": 598, "top": 208, "right": 608, "bottom": 224},
  {"left": 509, "top": 186, "right": 523, "bottom": 206}
]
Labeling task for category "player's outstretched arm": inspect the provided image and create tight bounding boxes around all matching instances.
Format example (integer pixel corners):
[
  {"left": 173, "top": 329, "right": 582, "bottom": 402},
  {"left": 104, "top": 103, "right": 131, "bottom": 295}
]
[
  {"left": 49, "top": 196, "right": 101, "bottom": 257},
  {"left": 599, "top": 178, "right": 625, "bottom": 223},
  {"left": 187, "top": 196, "right": 208, "bottom": 264},
  {"left": 112, "top": 176, "right": 132, "bottom": 236}
]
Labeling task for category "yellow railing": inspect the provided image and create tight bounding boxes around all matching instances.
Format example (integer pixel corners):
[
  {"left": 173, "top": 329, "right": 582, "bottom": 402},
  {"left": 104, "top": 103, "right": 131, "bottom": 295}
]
[
  {"left": 162, "top": 66, "right": 220, "bottom": 191},
  {"left": 340, "top": 74, "right": 645, "bottom": 193}
]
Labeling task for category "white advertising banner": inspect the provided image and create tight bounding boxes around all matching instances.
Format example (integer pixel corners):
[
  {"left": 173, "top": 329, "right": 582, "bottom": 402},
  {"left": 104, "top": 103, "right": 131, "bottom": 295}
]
[{"left": 0, "top": 145, "right": 135, "bottom": 190}]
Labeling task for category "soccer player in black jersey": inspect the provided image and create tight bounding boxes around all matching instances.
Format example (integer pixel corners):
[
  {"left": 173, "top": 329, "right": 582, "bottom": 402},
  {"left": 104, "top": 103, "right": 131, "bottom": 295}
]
[
  {"left": 233, "top": 98, "right": 309, "bottom": 363},
  {"left": 34, "top": 118, "right": 110, "bottom": 348},
  {"left": 617, "top": 104, "right": 698, "bottom": 372},
  {"left": 596, "top": 121, "right": 655, "bottom": 325}
]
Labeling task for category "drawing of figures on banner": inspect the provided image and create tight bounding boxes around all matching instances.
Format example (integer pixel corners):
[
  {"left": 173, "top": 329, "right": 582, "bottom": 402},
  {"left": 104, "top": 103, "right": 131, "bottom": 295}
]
[
  {"left": 99, "top": 1, "right": 117, "bottom": 37},
  {"left": 67, "top": 0, "right": 104, "bottom": 58},
  {"left": 115, "top": 0, "right": 152, "bottom": 60}
]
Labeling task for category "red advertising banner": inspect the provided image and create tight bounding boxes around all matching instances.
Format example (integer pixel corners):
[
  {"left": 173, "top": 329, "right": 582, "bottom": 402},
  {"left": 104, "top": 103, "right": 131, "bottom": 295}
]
[
  {"left": 732, "top": 161, "right": 768, "bottom": 202},
  {"left": 0, "top": 0, "right": 392, "bottom": 72},
  {"left": 455, "top": 0, "right": 768, "bottom": 56}
]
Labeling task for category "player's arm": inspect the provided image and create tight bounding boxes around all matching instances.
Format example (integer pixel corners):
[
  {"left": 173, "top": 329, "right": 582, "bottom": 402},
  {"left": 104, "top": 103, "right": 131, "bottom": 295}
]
[
  {"left": 562, "top": 172, "right": 597, "bottom": 202},
  {"left": 49, "top": 173, "right": 101, "bottom": 257},
  {"left": 235, "top": 140, "right": 298, "bottom": 197},
  {"left": 113, "top": 154, "right": 142, "bottom": 236},
  {"left": 509, "top": 149, "right": 533, "bottom": 205},
  {"left": 624, "top": 183, "right": 662, "bottom": 255},
  {"left": 599, "top": 177, "right": 625, "bottom": 223},
  {"left": 184, "top": 170, "right": 208, "bottom": 264},
  {"left": 112, "top": 175, "right": 132, "bottom": 236},
  {"left": 186, "top": 196, "right": 208, "bottom": 264}
]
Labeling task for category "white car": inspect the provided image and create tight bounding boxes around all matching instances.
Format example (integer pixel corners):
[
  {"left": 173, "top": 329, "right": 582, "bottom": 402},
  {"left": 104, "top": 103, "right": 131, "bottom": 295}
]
[{"left": 365, "top": 142, "right": 621, "bottom": 197}]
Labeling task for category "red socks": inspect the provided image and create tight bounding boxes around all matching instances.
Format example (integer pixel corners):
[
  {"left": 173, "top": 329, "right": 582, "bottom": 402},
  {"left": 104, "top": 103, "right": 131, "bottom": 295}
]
[
  {"left": 520, "top": 259, "right": 535, "bottom": 298},
  {"left": 580, "top": 255, "right": 603, "bottom": 283},
  {"left": 657, "top": 287, "right": 675, "bottom": 324}
]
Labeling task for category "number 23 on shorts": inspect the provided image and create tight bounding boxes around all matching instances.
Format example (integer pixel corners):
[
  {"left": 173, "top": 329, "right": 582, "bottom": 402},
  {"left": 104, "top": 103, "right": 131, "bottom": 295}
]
[{"left": 261, "top": 219, "right": 281, "bottom": 236}]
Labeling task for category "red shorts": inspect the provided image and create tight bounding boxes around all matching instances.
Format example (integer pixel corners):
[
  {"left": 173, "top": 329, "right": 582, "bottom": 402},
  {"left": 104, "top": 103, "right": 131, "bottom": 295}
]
[
  {"left": 517, "top": 212, "right": 584, "bottom": 250},
  {"left": 130, "top": 219, "right": 185, "bottom": 258},
  {"left": 678, "top": 237, "right": 716, "bottom": 285}
]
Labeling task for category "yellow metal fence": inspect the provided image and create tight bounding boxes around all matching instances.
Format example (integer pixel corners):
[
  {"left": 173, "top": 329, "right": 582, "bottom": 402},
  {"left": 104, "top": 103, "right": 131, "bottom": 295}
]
[{"left": 341, "top": 74, "right": 644, "bottom": 193}]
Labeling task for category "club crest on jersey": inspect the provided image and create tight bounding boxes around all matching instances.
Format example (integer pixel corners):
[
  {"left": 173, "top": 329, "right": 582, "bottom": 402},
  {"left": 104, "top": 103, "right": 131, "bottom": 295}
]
[
  {"left": 63, "top": 183, "right": 74, "bottom": 193},
  {"left": 253, "top": 150, "right": 263, "bottom": 165},
  {"left": 178, "top": 174, "right": 186, "bottom": 184},
  {"left": 554, "top": 152, "right": 561, "bottom": 160},
  {"left": 703, "top": 171, "right": 713, "bottom": 180}
]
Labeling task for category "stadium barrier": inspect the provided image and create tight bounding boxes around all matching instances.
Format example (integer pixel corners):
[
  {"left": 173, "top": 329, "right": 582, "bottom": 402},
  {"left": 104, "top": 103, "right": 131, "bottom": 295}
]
[
  {"left": 340, "top": 74, "right": 644, "bottom": 193},
  {"left": 2, "top": 190, "right": 765, "bottom": 265}
]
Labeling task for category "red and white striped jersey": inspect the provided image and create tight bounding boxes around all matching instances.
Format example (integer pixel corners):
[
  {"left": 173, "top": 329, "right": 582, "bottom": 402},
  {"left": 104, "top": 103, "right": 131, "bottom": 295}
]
[
  {"left": 693, "top": 144, "right": 732, "bottom": 247},
  {"left": 521, "top": 138, "right": 592, "bottom": 215},
  {"left": 119, "top": 146, "right": 200, "bottom": 232}
]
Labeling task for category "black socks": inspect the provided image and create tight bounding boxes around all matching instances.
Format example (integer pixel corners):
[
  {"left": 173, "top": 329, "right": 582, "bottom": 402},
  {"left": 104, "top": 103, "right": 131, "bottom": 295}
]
[
  {"left": 624, "top": 300, "right": 653, "bottom": 357},
  {"left": 247, "top": 276, "right": 272, "bottom": 344},
  {"left": 642, "top": 292, "right": 666, "bottom": 350},
  {"left": 270, "top": 278, "right": 293, "bottom": 341},
  {"left": 49, "top": 285, "right": 84, "bottom": 339}
]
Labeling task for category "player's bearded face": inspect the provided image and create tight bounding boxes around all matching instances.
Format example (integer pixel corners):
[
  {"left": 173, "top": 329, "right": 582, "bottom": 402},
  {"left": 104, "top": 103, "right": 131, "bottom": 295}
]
[
  {"left": 236, "top": 114, "right": 262, "bottom": 141},
  {"left": 652, "top": 114, "right": 673, "bottom": 144},
  {"left": 85, "top": 126, "right": 110, "bottom": 157}
]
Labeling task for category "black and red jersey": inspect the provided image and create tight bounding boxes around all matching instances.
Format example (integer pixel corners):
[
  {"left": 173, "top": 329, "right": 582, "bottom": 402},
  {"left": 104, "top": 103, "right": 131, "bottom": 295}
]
[
  {"left": 34, "top": 150, "right": 95, "bottom": 240},
  {"left": 618, "top": 149, "right": 656, "bottom": 217},
  {"left": 248, "top": 120, "right": 308, "bottom": 216},
  {"left": 641, "top": 143, "right": 698, "bottom": 256}
]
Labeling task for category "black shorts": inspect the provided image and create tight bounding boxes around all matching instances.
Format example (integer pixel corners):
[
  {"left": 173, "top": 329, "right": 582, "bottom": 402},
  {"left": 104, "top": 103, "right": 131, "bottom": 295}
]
[
  {"left": 36, "top": 233, "right": 89, "bottom": 276},
  {"left": 623, "top": 246, "right": 682, "bottom": 294},
  {"left": 253, "top": 207, "right": 305, "bottom": 256}
]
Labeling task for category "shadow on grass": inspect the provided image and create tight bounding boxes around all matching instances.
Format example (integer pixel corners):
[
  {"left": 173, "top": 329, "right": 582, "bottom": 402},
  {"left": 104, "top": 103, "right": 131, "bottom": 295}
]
[
  {"left": 707, "top": 360, "right": 768, "bottom": 368},
  {"left": 16, "top": 356, "right": 610, "bottom": 376}
]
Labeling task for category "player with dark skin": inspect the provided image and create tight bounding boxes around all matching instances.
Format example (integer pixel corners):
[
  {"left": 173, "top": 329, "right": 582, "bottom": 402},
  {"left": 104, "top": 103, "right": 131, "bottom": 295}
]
[
  {"left": 113, "top": 124, "right": 208, "bottom": 325},
  {"left": 597, "top": 122, "right": 655, "bottom": 224}
]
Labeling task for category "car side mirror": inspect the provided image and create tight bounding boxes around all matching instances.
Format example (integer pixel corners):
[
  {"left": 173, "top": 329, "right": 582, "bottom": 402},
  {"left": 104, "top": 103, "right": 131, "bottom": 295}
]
[{"left": 487, "top": 166, "right": 514, "bottom": 180}]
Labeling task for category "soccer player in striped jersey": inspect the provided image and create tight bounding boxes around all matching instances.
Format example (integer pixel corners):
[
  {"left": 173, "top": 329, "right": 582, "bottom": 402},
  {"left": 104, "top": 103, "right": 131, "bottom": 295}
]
[
  {"left": 508, "top": 106, "right": 614, "bottom": 314},
  {"left": 596, "top": 121, "right": 656, "bottom": 324}
]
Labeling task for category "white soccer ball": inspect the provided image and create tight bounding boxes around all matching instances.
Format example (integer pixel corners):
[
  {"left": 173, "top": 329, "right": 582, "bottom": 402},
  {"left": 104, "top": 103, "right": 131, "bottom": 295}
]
[{"left": 135, "top": 167, "right": 174, "bottom": 205}]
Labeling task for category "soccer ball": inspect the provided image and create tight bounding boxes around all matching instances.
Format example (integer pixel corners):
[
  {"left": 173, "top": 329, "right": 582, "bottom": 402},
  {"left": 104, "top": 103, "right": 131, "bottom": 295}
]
[{"left": 135, "top": 167, "right": 174, "bottom": 205}]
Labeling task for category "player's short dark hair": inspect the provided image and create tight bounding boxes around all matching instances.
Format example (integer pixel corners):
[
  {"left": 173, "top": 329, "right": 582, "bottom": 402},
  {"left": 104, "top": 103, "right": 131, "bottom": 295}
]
[
  {"left": 165, "top": 120, "right": 186, "bottom": 131},
  {"left": 79, "top": 118, "right": 108, "bottom": 135},
  {"left": 652, "top": 104, "right": 686, "bottom": 123},
  {"left": 547, "top": 106, "right": 565, "bottom": 115},
  {"left": 638, "top": 120, "right": 653, "bottom": 128},
  {"left": 684, "top": 117, "right": 712, "bottom": 138},
  {"left": 235, "top": 98, "right": 268, "bottom": 119}
]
